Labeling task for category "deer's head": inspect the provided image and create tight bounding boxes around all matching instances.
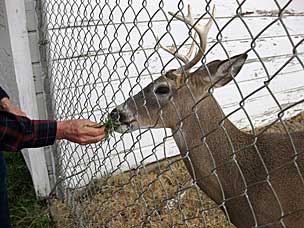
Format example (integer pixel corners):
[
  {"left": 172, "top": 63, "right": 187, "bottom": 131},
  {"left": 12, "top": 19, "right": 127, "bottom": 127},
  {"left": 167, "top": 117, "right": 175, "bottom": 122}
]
[{"left": 110, "top": 5, "right": 247, "bottom": 133}]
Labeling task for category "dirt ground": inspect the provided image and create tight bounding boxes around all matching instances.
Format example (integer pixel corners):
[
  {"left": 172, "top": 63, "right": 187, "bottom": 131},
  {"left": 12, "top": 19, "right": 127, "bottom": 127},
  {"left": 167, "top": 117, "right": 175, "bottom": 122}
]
[{"left": 50, "top": 112, "right": 304, "bottom": 228}]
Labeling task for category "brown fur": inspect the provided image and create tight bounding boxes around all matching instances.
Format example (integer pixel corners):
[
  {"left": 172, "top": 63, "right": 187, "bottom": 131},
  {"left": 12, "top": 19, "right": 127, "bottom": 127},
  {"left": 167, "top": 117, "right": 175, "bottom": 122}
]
[
  {"left": 113, "top": 53, "right": 304, "bottom": 227},
  {"left": 173, "top": 96, "right": 304, "bottom": 227}
]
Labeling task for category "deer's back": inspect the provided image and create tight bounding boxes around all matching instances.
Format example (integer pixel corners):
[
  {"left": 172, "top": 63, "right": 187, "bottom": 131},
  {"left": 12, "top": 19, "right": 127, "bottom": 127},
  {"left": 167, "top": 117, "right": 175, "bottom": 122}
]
[
  {"left": 223, "top": 130, "right": 304, "bottom": 227},
  {"left": 175, "top": 119, "right": 304, "bottom": 227},
  {"left": 249, "top": 131, "right": 304, "bottom": 226}
]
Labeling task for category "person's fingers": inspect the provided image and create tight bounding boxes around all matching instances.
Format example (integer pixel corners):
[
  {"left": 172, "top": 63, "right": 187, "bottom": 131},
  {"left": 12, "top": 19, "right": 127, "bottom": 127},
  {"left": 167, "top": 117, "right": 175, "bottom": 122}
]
[
  {"left": 76, "top": 119, "right": 106, "bottom": 136},
  {"left": 78, "top": 119, "right": 97, "bottom": 126},
  {"left": 87, "top": 134, "right": 106, "bottom": 144},
  {"left": 18, "top": 111, "right": 27, "bottom": 117},
  {"left": 8, "top": 107, "right": 26, "bottom": 117},
  {"left": 82, "top": 125, "right": 106, "bottom": 137},
  {"left": 77, "top": 133, "right": 106, "bottom": 144}
]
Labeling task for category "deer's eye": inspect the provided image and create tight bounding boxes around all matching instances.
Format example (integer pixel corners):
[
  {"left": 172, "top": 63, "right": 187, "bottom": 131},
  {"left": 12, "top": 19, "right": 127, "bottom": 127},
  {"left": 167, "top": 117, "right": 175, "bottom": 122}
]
[{"left": 154, "top": 86, "right": 170, "bottom": 95}]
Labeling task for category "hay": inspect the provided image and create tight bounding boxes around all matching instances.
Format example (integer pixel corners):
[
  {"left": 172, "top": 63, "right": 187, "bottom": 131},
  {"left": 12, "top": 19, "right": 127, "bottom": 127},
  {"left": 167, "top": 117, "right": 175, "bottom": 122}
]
[
  {"left": 50, "top": 199, "right": 76, "bottom": 227},
  {"left": 80, "top": 160, "right": 232, "bottom": 227},
  {"left": 50, "top": 112, "right": 304, "bottom": 227}
]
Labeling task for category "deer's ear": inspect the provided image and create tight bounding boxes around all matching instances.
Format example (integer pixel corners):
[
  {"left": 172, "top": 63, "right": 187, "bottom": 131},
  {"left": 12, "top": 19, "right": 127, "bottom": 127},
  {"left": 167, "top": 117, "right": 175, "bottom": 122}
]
[{"left": 203, "top": 53, "right": 247, "bottom": 88}]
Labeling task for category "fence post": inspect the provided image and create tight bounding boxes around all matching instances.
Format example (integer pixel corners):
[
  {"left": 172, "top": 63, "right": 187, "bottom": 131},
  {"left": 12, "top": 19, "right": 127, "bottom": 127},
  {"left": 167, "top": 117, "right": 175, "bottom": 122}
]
[
  {"left": 35, "top": 0, "right": 64, "bottom": 199},
  {"left": 3, "top": 0, "right": 50, "bottom": 197}
]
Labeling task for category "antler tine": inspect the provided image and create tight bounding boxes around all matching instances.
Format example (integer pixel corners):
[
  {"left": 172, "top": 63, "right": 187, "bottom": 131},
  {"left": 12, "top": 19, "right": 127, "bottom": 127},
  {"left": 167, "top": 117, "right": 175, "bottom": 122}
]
[
  {"left": 186, "top": 33, "right": 198, "bottom": 60},
  {"left": 169, "top": 5, "right": 215, "bottom": 73},
  {"left": 158, "top": 5, "right": 197, "bottom": 65},
  {"left": 159, "top": 42, "right": 189, "bottom": 64},
  {"left": 185, "top": 5, "right": 198, "bottom": 61}
]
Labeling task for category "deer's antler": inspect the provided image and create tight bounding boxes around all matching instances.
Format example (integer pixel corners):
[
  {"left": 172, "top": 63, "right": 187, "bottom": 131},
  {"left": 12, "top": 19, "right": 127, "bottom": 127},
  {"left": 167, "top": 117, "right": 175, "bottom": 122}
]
[
  {"left": 159, "top": 42, "right": 190, "bottom": 64},
  {"left": 159, "top": 5, "right": 197, "bottom": 64},
  {"left": 160, "top": 4, "right": 215, "bottom": 74}
]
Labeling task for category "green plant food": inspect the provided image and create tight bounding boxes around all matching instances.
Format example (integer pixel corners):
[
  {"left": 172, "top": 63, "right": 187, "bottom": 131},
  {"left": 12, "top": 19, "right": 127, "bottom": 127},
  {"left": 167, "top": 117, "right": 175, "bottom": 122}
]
[{"left": 87, "top": 115, "right": 119, "bottom": 140}]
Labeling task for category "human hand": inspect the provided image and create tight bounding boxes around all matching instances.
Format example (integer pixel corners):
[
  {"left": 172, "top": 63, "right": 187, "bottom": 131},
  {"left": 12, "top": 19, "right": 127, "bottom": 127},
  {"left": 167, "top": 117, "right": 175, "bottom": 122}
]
[
  {"left": 56, "top": 119, "right": 106, "bottom": 145},
  {"left": 0, "top": 97, "right": 27, "bottom": 117}
]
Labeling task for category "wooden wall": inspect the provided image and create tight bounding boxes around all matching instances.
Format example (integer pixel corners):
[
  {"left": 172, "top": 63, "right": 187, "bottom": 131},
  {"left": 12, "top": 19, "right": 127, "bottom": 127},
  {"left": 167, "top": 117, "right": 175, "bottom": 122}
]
[
  {"left": 0, "top": 0, "right": 51, "bottom": 197},
  {"left": 43, "top": 0, "right": 304, "bottom": 188}
]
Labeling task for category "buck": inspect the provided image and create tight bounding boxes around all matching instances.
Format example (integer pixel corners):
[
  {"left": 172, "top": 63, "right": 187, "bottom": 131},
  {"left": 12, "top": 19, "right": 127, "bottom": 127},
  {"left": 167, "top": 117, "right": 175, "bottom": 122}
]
[{"left": 110, "top": 5, "right": 304, "bottom": 227}]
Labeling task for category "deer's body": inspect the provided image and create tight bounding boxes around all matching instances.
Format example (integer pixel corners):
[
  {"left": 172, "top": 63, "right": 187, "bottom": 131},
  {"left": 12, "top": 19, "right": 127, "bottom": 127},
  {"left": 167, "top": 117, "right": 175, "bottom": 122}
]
[
  {"left": 172, "top": 92, "right": 304, "bottom": 227},
  {"left": 111, "top": 5, "right": 304, "bottom": 227}
]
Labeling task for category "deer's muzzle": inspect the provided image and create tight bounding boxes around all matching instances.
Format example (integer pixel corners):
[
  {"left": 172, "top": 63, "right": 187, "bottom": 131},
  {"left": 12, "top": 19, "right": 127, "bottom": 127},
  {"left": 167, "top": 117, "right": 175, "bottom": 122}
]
[{"left": 110, "top": 107, "right": 137, "bottom": 133}]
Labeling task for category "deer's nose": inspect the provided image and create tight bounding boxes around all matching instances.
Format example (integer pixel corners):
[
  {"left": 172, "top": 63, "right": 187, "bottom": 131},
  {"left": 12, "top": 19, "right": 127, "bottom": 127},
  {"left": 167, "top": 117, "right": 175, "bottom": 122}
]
[{"left": 110, "top": 108, "right": 120, "bottom": 122}]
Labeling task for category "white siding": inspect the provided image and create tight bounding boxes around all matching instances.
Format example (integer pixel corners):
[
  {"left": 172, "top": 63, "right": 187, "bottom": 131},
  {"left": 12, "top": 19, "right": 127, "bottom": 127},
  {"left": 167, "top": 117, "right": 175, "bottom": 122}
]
[{"left": 3, "top": 0, "right": 51, "bottom": 197}]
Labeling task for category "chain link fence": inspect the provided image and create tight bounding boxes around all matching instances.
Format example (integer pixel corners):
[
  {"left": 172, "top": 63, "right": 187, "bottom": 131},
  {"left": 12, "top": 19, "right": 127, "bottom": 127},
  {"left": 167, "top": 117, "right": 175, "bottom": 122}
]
[{"left": 38, "top": 0, "right": 304, "bottom": 227}]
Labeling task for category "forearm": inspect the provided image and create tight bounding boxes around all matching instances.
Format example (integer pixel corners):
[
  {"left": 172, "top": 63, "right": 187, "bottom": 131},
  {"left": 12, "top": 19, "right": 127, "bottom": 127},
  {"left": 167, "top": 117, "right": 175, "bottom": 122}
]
[{"left": 0, "top": 87, "right": 105, "bottom": 149}]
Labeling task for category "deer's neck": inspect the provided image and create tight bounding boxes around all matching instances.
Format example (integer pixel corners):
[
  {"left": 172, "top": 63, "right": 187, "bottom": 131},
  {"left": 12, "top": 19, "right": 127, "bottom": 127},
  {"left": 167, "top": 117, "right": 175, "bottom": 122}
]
[
  {"left": 173, "top": 95, "right": 253, "bottom": 203},
  {"left": 172, "top": 94, "right": 304, "bottom": 227}
]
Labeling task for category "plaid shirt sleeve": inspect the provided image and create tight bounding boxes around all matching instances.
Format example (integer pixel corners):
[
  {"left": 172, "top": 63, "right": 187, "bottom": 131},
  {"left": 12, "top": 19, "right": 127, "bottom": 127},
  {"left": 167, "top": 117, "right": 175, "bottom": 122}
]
[{"left": 0, "top": 111, "right": 57, "bottom": 152}]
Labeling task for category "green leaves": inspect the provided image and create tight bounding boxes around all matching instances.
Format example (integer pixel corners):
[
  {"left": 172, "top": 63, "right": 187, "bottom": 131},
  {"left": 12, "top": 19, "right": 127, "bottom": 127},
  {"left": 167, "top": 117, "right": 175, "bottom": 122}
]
[{"left": 88, "top": 115, "right": 119, "bottom": 140}]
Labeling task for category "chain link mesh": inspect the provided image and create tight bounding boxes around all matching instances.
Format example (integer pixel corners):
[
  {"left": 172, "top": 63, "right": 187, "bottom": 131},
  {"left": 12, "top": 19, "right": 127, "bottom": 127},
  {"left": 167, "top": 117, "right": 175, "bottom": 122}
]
[{"left": 38, "top": 0, "right": 304, "bottom": 227}]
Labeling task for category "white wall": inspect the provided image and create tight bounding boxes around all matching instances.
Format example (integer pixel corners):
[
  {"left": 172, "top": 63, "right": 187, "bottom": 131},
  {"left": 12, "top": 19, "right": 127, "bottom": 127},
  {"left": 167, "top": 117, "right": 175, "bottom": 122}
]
[
  {"left": 0, "top": 0, "right": 51, "bottom": 197},
  {"left": 43, "top": 0, "right": 304, "bottom": 188}
]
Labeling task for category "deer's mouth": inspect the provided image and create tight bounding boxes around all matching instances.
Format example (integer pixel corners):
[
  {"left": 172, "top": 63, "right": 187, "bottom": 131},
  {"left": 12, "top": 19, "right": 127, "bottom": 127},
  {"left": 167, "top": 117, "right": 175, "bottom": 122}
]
[{"left": 114, "top": 119, "right": 138, "bottom": 133}]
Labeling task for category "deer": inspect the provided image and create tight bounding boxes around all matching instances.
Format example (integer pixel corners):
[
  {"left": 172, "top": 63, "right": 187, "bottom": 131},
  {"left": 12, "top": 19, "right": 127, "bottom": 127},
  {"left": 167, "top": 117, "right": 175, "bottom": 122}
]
[{"left": 110, "top": 5, "right": 304, "bottom": 228}]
